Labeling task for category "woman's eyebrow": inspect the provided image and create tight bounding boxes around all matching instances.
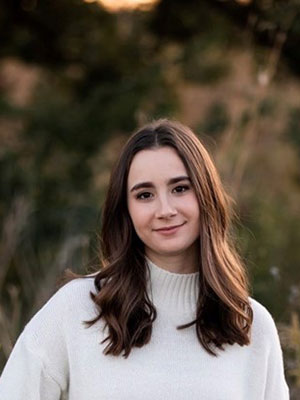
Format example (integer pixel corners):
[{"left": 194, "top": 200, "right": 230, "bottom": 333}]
[{"left": 130, "top": 176, "right": 191, "bottom": 192}]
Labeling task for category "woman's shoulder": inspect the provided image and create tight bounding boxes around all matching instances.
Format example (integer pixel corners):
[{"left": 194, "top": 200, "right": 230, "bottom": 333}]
[
  {"left": 52, "top": 274, "right": 98, "bottom": 311},
  {"left": 248, "top": 296, "right": 281, "bottom": 342},
  {"left": 22, "top": 275, "right": 99, "bottom": 340},
  {"left": 4, "top": 275, "right": 100, "bottom": 386},
  {"left": 248, "top": 296, "right": 275, "bottom": 321}
]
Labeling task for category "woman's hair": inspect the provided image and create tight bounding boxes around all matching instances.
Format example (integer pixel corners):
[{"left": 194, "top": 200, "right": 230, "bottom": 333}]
[{"left": 64, "top": 118, "right": 253, "bottom": 358}]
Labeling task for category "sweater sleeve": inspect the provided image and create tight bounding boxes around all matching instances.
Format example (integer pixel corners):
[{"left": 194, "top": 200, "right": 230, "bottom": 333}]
[
  {"left": 262, "top": 308, "right": 290, "bottom": 400},
  {"left": 0, "top": 281, "right": 76, "bottom": 400},
  {"left": 0, "top": 331, "right": 63, "bottom": 400}
]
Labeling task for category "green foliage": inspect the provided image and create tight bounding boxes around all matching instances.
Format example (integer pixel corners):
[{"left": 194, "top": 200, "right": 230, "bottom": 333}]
[
  {"left": 286, "top": 107, "right": 300, "bottom": 157},
  {"left": 280, "top": 312, "right": 300, "bottom": 390},
  {"left": 239, "top": 194, "right": 300, "bottom": 320},
  {"left": 198, "top": 102, "right": 230, "bottom": 138},
  {"left": 257, "top": 97, "right": 277, "bottom": 117}
]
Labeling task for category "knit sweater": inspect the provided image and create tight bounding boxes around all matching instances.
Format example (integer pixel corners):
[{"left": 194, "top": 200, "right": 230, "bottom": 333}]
[{"left": 0, "top": 257, "right": 290, "bottom": 400}]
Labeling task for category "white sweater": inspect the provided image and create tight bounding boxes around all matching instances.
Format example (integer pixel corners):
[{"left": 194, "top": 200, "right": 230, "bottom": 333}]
[{"left": 0, "top": 258, "right": 290, "bottom": 400}]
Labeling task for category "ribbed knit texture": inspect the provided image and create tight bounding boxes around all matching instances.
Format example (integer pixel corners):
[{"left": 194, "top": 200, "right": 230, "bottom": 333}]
[
  {"left": 145, "top": 256, "right": 199, "bottom": 315},
  {"left": 0, "top": 258, "right": 290, "bottom": 399}
]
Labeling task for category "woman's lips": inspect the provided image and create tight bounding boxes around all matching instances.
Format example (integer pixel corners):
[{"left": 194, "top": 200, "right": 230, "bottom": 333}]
[{"left": 154, "top": 222, "right": 186, "bottom": 235}]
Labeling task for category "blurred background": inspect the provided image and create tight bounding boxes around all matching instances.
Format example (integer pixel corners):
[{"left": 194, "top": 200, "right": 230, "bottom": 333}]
[{"left": 1, "top": 0, "right": 300, "bottom": 396}]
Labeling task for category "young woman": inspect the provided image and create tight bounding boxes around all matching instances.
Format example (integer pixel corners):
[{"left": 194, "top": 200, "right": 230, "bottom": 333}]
[{"left": 0, "top": 119, "right": 289, "bottom": 399}]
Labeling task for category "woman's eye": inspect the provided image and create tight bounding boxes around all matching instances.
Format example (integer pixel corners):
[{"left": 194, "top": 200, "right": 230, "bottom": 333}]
[
  {"left": 136, "top": 185, "right": 190, "bottom": 200},
  {"left": 136, "top": 192, "right": 152, "bottom": 200},
  {"left": 173, "top": 185, "right": 190, "bottom": 193}
]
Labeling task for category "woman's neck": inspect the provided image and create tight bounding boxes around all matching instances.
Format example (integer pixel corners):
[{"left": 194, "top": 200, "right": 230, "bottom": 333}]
[
  {"left": 145, "top": 242, "right": 200, "bottom": 274},
  {"left": 145, "top": 256, "right": 199, "bottom": 315}
]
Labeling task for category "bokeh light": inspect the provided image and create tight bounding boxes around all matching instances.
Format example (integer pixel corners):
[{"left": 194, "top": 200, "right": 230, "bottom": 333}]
[{"left": 83, "top": 0, "right": 158, "bottom": 12}]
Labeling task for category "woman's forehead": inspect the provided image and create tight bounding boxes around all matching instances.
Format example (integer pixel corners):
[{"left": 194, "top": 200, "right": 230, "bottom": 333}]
[{"left": 127, "top": 147, "right": 188, "bottom": 187}]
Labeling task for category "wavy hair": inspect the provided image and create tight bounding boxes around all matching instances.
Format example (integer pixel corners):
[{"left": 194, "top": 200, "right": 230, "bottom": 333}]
[{"left": 65, "top": 118, "right": 253, "bottom": 358}]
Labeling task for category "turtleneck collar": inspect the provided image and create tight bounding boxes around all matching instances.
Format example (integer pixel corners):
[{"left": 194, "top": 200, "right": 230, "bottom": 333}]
[{"left": 145, "top": 256, "right": 199, "bottom": 315}]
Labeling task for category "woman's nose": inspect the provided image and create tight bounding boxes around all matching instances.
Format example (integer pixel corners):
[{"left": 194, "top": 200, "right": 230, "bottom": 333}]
[{"left": 155, "top": 195, "right": 177, "bottom": 218}]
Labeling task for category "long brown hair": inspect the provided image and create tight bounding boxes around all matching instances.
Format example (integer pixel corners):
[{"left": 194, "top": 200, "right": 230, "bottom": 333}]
[{"left": 65, "top": 118, "right": 253, "bottom": 358}]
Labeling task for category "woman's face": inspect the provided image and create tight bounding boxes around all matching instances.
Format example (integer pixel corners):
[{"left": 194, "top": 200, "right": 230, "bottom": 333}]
[{"left": 127, "top": 146, "right": 200, "bottom": 259}]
